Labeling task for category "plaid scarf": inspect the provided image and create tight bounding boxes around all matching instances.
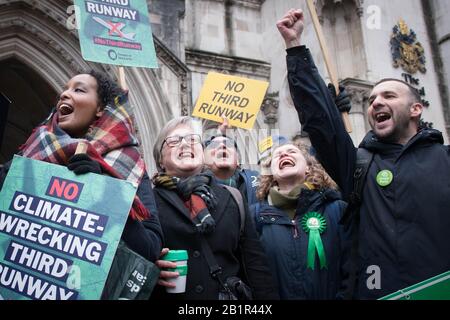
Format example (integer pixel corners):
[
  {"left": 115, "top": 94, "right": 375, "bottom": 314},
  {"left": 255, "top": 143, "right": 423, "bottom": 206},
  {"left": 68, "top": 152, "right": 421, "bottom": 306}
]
[
  {"left": 152, "top": 173, "right": 208, "bottom": 220},
  {"left": 19, "top": 99, "right": 149, "bottom": 221}
]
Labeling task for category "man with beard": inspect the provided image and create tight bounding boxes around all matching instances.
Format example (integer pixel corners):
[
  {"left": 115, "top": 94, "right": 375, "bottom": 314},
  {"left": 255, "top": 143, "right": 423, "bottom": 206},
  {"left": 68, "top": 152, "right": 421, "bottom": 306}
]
[{"left": 277, "top": 8, "right": 450, "bottom": 299}]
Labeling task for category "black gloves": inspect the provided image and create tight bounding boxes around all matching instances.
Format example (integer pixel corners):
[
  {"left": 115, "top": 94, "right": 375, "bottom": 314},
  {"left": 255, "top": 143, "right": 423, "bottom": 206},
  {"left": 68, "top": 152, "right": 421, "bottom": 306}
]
[
  {"left": 194, "top": 184, "right": 218, "bottom": 211},
  {"left": 176, "top": 173, "right": 218, "bottom": 211},
  {"left": 176, "top": 173, "right": 210, "bottom": 197},
  {"left": 328, "top": 84, "right": 352, "bottom": 113},
  {"left": 176, "top": 172, "right": 218, "bottom": 234},
  {"left": 67, "top": 154, "right": 102, "bottom": 175},
  {"left": 193, "top": 208, "right": 216, "bottom": 234}
]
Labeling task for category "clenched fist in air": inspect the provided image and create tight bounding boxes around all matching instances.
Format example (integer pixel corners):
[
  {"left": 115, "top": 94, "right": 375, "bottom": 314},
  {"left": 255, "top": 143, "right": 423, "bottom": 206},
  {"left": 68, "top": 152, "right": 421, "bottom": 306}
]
[{"left": 276, "top": 9, "right": 305, "bottom": 49}]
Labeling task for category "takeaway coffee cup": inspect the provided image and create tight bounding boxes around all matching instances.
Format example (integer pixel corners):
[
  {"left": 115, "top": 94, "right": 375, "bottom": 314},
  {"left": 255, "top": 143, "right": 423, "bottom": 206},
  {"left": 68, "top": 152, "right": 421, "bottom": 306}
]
[{"left": 162, "top": 250, "right": 188, "bottom": 293}]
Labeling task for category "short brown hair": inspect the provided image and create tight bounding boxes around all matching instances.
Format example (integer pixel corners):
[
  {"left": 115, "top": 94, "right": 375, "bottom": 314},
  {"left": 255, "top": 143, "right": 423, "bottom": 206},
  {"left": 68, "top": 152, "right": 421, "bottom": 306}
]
[
  {"left": 152, "top": 116, "right": 203, "bottom": 172},
  {"left": 375, "top": 78, "right": 422, "bottom": 105}
]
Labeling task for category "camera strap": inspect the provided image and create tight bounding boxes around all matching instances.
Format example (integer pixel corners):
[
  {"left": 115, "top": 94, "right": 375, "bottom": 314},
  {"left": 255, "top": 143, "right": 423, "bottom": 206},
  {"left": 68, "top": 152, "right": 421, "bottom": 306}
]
[{"left": 199, "top": 236, "right": 233, "bottom": 295}]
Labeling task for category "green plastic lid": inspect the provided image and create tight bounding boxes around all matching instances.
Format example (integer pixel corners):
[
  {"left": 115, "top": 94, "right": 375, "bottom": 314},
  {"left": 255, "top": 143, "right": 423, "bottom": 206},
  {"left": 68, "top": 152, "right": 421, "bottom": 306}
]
[{"left": 162, "top": 250, "right": 188, "bottom": 261}]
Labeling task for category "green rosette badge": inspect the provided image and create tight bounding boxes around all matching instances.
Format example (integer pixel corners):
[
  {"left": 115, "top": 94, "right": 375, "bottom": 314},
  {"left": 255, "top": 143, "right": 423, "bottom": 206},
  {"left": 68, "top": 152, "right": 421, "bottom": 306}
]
[{"left": 301, "top": 212, "right": 328, "bottom": 270}]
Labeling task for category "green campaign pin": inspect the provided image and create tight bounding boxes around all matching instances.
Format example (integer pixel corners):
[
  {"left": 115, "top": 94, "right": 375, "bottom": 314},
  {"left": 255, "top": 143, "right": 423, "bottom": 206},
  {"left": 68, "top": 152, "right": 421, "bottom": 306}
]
[{"left": 376, "top": 170, "right": 393, "bottom": 187}]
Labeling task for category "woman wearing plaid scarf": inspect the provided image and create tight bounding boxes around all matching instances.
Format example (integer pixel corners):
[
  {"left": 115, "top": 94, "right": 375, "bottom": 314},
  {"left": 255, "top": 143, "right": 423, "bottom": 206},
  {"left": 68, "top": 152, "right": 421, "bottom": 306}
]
[{"left": 0, "top": 71, "right": 163, "bottom": 268}]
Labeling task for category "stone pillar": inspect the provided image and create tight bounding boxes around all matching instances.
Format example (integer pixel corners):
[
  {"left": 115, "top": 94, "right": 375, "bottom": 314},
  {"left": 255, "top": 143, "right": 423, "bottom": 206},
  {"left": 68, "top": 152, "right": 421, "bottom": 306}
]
[
  {"left": 313, "top": 0, "right": 368, "bottom": 80},
  {"left": 341, "top": 78, "right": 373, "bottom": 144},
  {"left": 425, "top": 0, "right": 450, "bottom": 137},
  {"left": 261, "top": 92, "right": 280, "bottom": 129}
]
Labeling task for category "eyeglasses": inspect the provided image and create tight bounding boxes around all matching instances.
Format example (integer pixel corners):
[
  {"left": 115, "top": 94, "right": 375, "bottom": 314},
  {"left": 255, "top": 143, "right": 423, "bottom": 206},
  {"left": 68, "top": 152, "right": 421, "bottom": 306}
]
[
  {"left": 160, "top": 134, "right": 202, "bottom": 152},
  {"left": 204, "top": 136, "right": 238, "bottom": 150}
]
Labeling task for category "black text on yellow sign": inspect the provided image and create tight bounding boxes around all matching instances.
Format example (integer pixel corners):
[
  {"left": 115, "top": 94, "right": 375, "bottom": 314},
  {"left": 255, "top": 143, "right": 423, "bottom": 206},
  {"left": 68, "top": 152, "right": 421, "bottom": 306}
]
[{"left": 193, "top": 72, "right": 269, "bottom": 130}]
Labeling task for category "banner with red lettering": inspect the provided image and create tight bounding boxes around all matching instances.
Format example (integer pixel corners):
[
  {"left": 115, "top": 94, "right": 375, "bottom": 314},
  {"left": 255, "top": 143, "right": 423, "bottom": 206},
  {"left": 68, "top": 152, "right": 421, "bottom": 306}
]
[
  {"left": 0, "top": 155, "right": 136, "bottom": 300},
  {"left": 74, "top": 0, "right": 158, "bottom": 68}
]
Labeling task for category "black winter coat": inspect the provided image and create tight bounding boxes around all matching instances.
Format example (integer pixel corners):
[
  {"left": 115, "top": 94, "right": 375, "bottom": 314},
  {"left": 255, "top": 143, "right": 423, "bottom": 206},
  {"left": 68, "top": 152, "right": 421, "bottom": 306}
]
[
  {"left": 286, "top": 45, "right": 450, "bottom": 299},
  {"left": 251, "top": 188, "right": 349, "bottom": 300},
  {"left": 151, "top": 183, "right": 279, "bottom": 300}
]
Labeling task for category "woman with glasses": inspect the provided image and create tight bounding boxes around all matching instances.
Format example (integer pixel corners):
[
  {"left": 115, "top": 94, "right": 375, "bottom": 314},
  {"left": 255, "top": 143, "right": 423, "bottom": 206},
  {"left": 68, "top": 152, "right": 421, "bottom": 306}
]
[{"left": 151, "top": 116, "right": 279, "bottom": 300}]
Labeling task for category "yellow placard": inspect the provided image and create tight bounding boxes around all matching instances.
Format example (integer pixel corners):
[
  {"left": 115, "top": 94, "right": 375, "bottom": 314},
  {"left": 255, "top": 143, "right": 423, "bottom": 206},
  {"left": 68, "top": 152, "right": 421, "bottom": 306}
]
[
  {"left": 258, "top": 136, "right": 273, "bottom": 154},
  {"left": 192, "top": 72, "right": 269, "bottom": 130}
]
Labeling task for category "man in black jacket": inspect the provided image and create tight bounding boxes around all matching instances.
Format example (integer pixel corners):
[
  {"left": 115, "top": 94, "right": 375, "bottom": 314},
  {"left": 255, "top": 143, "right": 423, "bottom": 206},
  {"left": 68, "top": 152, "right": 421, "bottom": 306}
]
[{"left": 277, "top": 8, "right": 450, "bottom": 299}]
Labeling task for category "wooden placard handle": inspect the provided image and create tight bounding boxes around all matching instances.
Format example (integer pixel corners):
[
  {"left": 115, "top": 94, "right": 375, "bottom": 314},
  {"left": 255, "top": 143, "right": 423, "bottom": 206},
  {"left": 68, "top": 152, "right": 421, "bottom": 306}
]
[
  {"left": 306, "top": 0, "right": 352, "bottom": 133},
  {"left": 118, "top": 67, "right": 128, "bottom": 91}
]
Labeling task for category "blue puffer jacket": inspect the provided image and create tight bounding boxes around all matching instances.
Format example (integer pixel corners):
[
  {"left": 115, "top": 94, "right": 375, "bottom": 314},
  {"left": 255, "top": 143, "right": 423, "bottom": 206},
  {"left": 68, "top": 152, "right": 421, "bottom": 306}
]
[{"left": 251, "top": 188, "right": 349, "bottom": 300}]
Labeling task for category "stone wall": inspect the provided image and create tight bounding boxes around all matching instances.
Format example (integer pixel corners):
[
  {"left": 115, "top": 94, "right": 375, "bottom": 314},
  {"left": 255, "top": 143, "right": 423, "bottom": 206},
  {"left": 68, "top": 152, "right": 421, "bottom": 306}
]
[
  {"left": 360, "top": 0, "right": 448, "bottom": 142},
  {"left": 183, "top": 0, "right": 450, "bottom": 148},
  {"left": 148, "top": 0, "right": 186, "bottom": 60},
  {"left": 427, "top": 0, "right": 450, "bottom": 136}
]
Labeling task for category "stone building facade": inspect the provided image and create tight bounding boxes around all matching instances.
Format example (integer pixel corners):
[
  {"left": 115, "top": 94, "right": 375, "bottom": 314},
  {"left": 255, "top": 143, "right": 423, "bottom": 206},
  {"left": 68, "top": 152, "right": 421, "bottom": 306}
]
[{"left": 1, "top": 0, "right": 449, "bottom": 173}]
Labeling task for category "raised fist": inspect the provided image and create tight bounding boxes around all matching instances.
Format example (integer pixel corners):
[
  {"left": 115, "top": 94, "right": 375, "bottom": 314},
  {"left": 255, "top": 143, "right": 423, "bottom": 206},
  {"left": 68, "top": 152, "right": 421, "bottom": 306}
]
[{"left": 276, "top": 9, "right": 305, "bottom": 48}]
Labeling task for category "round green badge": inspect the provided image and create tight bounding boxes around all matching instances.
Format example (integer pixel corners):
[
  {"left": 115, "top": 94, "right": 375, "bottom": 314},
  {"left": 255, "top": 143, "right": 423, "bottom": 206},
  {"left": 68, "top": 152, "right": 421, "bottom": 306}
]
[
  {"left": 302, "top": 212, "right": 327, "bottom": 234},
  {"left": 376, "top": 170, "right": 393, "bottom": 187}
]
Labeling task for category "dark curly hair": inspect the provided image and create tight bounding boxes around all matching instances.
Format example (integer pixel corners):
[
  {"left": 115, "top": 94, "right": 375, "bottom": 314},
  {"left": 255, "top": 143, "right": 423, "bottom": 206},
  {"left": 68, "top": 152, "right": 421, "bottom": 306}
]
[{"left": 87, "top": 70, "right": 125, "bottom": 108}]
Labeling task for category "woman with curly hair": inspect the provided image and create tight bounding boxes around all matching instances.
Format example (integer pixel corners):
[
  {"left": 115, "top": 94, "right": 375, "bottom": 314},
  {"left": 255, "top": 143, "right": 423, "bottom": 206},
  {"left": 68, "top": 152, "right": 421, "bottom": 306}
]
[{"left": 251, "top": 138, "right": 350, "bottom": 300}]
